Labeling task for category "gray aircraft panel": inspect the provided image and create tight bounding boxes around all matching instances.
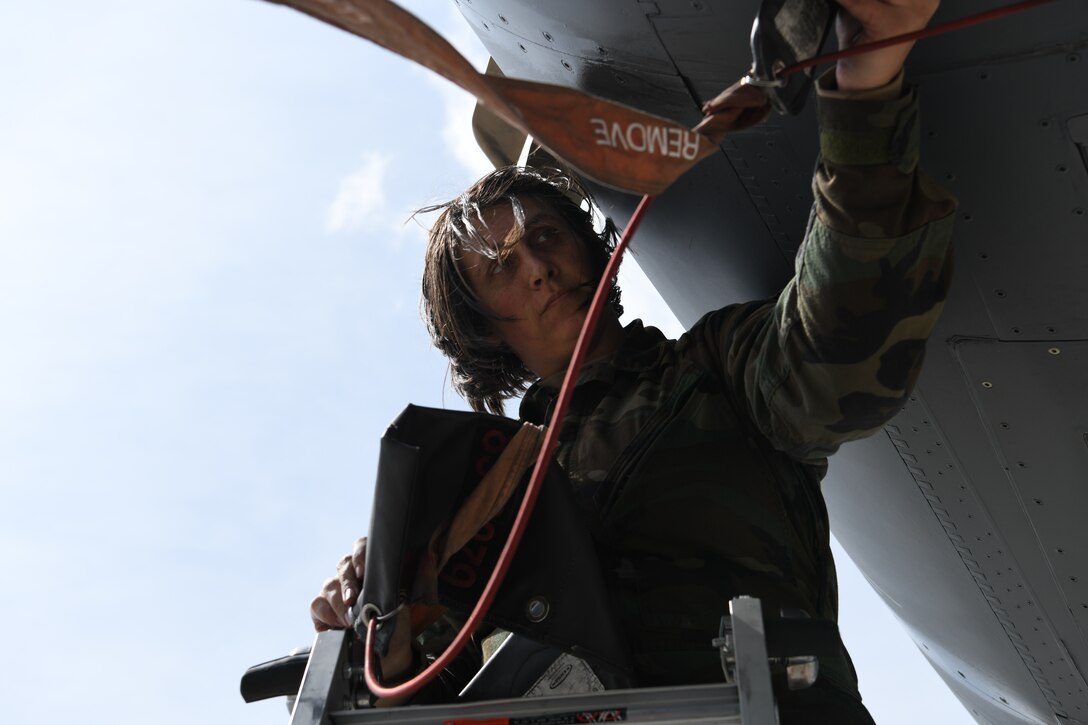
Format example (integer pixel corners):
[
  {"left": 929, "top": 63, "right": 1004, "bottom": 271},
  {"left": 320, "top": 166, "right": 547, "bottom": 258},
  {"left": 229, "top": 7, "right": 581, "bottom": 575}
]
[
  {"left": 908, "top": 0, "right": 1088, "bottom": 76},
  {"left": 825, "top": 419, "right": 1059, "bottom": 725},
  {"left": 954, "top": 339, "right": 1088, "bottom": 691},
  {"left": 596, "top": 151, "right": 796, "bottom": 327},
  {"left": 641, "top": 1, "right": 763, "bottom": 104},
  {"left": 919, "top": 53, "right": 1088, "bottom": 341},
  {"left": 457, "top": 0, "right": 696, "bottom": 120}
]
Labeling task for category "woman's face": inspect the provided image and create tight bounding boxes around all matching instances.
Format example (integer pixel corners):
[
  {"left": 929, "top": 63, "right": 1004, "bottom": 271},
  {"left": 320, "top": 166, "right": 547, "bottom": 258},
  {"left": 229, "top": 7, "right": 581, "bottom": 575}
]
[{"left": 458, "top": 196, "right": 599, "bottom": 379}]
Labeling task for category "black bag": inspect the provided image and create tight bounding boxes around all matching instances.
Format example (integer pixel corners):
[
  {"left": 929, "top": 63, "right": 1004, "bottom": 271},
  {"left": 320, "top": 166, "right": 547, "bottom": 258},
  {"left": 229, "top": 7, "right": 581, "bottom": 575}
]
[{"left": 358, "top": 405, "right": 632, "bottom": 682}]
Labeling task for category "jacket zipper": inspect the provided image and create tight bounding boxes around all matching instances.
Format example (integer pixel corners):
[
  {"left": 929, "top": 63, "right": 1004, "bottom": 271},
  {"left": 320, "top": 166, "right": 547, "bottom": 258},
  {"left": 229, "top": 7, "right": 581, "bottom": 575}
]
[{"left": 596, "top": 369, "right": 704, "bottom": 516}]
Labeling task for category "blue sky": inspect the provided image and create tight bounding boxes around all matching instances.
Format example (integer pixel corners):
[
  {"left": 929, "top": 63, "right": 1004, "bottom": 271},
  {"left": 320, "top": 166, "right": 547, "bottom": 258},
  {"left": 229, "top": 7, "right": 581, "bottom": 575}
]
[{"left": 0, "top": 1, "right": 972, "bottom": 722}]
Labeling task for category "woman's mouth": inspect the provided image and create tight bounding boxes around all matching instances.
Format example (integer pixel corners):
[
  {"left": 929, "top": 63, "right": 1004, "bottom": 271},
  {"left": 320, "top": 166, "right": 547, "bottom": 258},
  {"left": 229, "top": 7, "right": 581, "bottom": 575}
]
[
  {"left": 545, "top": 284, "right": 593, "bottom": 315},
  {"left": 544, "top": 289, "right": 571, "bottom": 313}
]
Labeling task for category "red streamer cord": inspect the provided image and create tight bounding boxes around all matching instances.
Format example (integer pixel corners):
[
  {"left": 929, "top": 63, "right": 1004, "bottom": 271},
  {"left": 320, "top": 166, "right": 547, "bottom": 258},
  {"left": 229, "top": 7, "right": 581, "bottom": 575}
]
[{"left": 362, "top": 0, "right": 1059, "bottom": 701}]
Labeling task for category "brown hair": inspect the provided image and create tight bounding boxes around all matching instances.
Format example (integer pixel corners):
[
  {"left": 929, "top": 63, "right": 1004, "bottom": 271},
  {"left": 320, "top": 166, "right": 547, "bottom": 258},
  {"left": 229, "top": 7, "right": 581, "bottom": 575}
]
[{"left": 419, "top": 166, "right": 622, "bottom": 416}]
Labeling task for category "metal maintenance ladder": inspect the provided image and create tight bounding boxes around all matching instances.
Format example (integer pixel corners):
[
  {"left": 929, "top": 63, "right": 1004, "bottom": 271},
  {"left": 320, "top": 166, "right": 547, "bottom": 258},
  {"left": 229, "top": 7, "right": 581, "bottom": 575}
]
[{"left": 283, "top": 597, "right": 781, "bottom": 725}]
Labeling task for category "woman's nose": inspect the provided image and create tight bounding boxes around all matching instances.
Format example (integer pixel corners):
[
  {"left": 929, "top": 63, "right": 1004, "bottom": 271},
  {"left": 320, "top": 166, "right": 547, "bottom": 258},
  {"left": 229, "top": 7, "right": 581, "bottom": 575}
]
[{"left": 524, "top": 248, "right": 556, "bottom": 287}]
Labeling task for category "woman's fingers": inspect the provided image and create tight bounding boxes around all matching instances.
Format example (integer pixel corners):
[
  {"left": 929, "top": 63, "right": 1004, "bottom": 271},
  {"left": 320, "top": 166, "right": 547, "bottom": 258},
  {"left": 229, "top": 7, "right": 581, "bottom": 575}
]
[
  {"left": 311, "top": 577, "right": 351, "bottom": 630},
  {"left": 310, "top": 538, "right": 369, "bottom": 632},
  {"left": 694, "top": 80, "right": 770, "bottom": 142},
  {"left": 351, "top": 537, "right": 367, "bottom": 580},
  {"left": 337, "top": 554, "right": 360, "bottom": 607},
  {"left": 700, "top": 79, "right": 769, "bottom": 116}
]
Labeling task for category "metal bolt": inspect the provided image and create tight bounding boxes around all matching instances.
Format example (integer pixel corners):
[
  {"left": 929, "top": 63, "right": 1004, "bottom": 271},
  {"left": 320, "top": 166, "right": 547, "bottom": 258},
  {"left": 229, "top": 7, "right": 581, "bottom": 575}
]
[
  {"left": 1049, "top": 347, "right": 1061, "bottom": 355},
  {"left": 526, "top": 596, "right": 550, "bottom": 622},
  {"left": 542, "top": 31, "right": 553, "bottom": 42},
  {"left": 561, "top": 60, "right": 573, "bottom": 71},
  {"left": 982, "top": 381, "right": 993, "bottom": 388}
]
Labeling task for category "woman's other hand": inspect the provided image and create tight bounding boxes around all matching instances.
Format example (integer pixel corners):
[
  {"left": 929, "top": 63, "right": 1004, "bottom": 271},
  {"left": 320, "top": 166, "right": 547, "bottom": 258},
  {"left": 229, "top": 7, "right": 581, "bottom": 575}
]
[
  {"left": 310, "top": 537, "right": 367, "bottom": 631},
  {"left": 834, "top": 0, "right": 941, "bottom": 91}
]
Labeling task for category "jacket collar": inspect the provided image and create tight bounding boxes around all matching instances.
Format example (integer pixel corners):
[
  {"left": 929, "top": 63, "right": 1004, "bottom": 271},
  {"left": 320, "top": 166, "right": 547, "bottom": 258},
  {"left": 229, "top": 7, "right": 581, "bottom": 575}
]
[{"left": 519, "top": 319, "right": 669, "bottom": 424}]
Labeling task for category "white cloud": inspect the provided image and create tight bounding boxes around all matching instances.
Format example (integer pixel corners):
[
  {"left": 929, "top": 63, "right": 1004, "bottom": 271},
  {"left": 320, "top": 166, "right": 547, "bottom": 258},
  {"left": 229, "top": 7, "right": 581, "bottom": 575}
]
[
  {"left": 435, "top": 79, "right": 494, "bottom": 178},
  {"left": 325, "top": 152, "right": 391, "bottom": 232},
  {"left": 417, "top": 6, "right": 496, "bottom": 179}
]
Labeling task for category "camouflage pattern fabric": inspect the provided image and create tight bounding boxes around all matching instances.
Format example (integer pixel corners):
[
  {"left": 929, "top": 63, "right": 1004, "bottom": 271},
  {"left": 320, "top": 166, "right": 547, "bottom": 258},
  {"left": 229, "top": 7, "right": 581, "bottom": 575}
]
[{"left": 518, "top": 76, "right": 956, "bottom": 718}]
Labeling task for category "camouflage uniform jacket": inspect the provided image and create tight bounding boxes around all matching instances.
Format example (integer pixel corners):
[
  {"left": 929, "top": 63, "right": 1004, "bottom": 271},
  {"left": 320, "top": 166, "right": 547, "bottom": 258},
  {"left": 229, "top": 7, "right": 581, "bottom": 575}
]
[{"left": 518, "top": 73, "right": 958, "bottom": 702}]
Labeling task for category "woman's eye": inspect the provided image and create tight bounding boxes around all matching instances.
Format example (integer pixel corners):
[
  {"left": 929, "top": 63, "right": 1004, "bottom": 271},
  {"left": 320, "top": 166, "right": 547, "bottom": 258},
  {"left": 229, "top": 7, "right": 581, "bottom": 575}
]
[{"left": 535, "top": 227, "right": 557, "bottom": 244}]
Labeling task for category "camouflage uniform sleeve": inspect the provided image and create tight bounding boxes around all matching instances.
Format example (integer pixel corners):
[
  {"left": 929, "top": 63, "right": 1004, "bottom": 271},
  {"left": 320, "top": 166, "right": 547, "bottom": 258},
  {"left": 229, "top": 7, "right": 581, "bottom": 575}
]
[{"left": 694, "top": 70, "right": 958, "bottom": 462}]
